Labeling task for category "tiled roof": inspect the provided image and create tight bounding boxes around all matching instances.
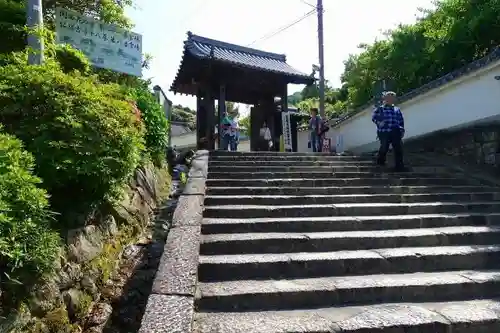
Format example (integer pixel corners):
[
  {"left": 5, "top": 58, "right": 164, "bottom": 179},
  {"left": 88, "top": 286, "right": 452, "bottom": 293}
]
[
  {"left": 170, "top": 32, "right": 314, "bottom": 93},
  {"left": 333, "top": 46, "right": 500, "bottom": 127}
]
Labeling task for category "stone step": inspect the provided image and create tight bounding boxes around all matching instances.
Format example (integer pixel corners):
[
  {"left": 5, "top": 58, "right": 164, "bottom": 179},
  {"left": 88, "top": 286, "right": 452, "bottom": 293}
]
[
  {"left": 207, "top": 171, "right": 458, "bottom": 179},
  {"left": 202, "top": 213, "right": 500, "bottom": 234},
  {"left": 206, "top": 185, "right": 499, "bottom": 196},
  {"left": 208, "top": 165, "right": 452, "bottom": 173},
  {"left": 203, "top": 201, "right": 500, "bottom": 219},
  {"left": 205, "top": 177, "right": 479, "bottom": 188},
  {"left": 193, "top": 298, "right": 500, "bottom": 332},
  {"left": 196, "top": 270, "right": 500, "bottom": 312},
  {"left": 204, "top": 192, "right": 500, "bottom": 206},
  {"left": 209, "top": 155, "right": 372, "bottom": 162},
  {"left": 200, "top": 226, "right": 500, "bottom": 254},
  {"left": 209, "top": 159, "right": 376, "bottom": 165},
  {"left": 198, "top": 245, "right": 500, "bottom": 282},
  {"left": 211, "top": 151, "right": 345, "bottom": 156}
]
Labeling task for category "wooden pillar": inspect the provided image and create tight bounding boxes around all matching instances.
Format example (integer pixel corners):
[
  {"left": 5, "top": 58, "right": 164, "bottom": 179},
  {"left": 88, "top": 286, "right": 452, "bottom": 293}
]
[
  {"left": 205, "top": 90, "right": 215, "bottom": 150},
  {"left": 250, "top": 105, "right": 258, "bottom": 151},
  {"left": 218, "top": 85, "right": 226, "bottom": 149},
  {"left": 196, "top": 88, "right": 208, "bottom": 150},
  {"left": 196, "top": 92, "right": 203, "bottom": 150}
]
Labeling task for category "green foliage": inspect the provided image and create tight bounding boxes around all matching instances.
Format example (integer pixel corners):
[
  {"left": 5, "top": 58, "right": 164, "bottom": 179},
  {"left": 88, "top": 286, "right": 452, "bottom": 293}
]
[
  {"left": 0, "top": 58, "right": 145, "bottom": 228},
  {"left": 287, "top": 83, "right": 349, "bottom": 121},
  {"left": 239, "top": 116, "right": 250, "bottom": 135},
  {"left": 0, "top": 130, "right": 60, "bottom": 305},
  {"left": 171, "top": 104, "right": 196, "bottom": 130},
  {"left": 54, "top": 44, "right": 91, "bottom": 74},
  {"left": 339, "top": 0, "right": 500, "bottom": 109},
  {"left": 132, "top": 85, "right": 169, "bottom": 165},
  {"left": 0, "top": 0, "right": 25, "bottom": 54}
]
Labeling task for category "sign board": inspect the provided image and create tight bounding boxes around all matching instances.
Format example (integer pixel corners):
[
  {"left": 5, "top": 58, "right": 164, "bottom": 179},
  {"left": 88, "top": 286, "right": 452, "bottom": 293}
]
[
  {"left": 55, "top": 8, "right": 143, "bottom": 76},
  {"left": 281, "top": 111, "right": 293, "bottom": 152},
  {"left": 322, "top": 137, "right": 331, "bottom": 152},
  {"left": 336, "top": 134, "right": 344, "bottom": 153}
]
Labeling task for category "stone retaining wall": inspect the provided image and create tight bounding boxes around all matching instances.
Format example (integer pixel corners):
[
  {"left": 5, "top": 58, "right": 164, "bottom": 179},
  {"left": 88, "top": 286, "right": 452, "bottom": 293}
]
[
  {"left": 138, "top": 150, "right": 208, "bottom": 333},
  {"left": 2, "top": 163, "right": 170, "bottom": 333},
  {"left": 406, "top": 125, "right": 500, "bottom": 169}
]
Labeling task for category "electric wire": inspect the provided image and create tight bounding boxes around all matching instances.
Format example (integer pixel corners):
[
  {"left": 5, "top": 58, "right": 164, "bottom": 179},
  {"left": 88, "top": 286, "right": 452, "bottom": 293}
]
[{"left": 247, "top": 8, "right": 317, "bottom": 47}]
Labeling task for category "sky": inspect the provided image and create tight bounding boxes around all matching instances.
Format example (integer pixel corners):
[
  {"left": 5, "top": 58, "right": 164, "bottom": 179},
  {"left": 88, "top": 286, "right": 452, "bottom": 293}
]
[{"left": 126, "top": 0, "right": 435, "bottom": 116}]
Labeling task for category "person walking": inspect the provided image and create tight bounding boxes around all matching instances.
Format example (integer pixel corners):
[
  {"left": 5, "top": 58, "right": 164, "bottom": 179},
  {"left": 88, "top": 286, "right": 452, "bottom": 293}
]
[
  {"left": 259, "top": 121, "right": 272, "bottom": 151},
  {"left": 219, "top": 112, "right": 232, "bottom": 150},
  {"left": 230, "top": 116, "right": 239, "bottom": 151},
  {"left": 308, "top": 108, "right": 322, "bottom": 152},
  {"left": 372, "top": 91, "right": 407, "bottom": 172}
]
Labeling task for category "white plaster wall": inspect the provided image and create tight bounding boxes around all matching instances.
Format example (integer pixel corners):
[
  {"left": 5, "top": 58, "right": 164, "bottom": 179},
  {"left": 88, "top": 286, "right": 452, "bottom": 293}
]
[
  {"left": 171, "top": 133, "right": 197, "bottom": 149},
  {"left": 332, "top": 61, "right": 500, "bottom": 153},
  {"left": 297, "top": 131, "right": 310, "bottom": 153}
]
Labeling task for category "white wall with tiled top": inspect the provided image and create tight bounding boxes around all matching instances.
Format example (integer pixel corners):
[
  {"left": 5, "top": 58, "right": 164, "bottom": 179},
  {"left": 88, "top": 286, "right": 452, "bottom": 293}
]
[{"left": 330, "top": 60, "right": 500, "bottom": 153}]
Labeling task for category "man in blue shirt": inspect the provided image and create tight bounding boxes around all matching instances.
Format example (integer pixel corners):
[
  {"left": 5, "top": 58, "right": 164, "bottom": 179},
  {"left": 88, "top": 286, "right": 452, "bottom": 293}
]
[{"left": 372, "top": 91, "right": 406, "bottom": 171}]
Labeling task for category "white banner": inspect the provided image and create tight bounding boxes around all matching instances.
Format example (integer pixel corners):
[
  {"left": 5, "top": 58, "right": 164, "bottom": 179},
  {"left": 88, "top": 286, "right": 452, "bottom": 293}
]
[
  {"left": 281, "top": 111, "right": 293, "bottom": 152},
  {"left": 336, "top": 134, "right": 344, "bottom": 153},
  {"left": 55, "top": 8, "right": 143, "bottom": 76}
]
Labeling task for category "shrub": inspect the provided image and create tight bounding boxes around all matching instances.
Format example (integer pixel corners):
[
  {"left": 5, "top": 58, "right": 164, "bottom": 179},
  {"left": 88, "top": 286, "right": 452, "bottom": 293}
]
[
  {"left": 0, "top": 0, "right": 25, "bottom": 55},
  {"left": 0, "top": 130, "right": 60, "bottom": 304},
  {"left": 0, "top": 59, "right": 145, "bottom": 228},
  {"left": 54, "top": 44, "right": 91, "bottom": 75},
  {"left": 132, "top": 86, "right": 169, "bottom": 165}
]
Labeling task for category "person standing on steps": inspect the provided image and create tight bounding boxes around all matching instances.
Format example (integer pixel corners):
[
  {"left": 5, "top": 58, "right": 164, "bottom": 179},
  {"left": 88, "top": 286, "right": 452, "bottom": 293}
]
[
  {"left": 308, "top": 108, "right": 322, "bottom": 152},
  {"left": 372, "top": 91, "right": 407, "bottom": 172},
  {"left": 219, "top": 112, "right": 232, "bottom": 150},
  {"left": 230, "top": 116, "right": 239, "bottom": 151},
  {"left": 259, "top": 121, "right": 272, "bottom": 151}
]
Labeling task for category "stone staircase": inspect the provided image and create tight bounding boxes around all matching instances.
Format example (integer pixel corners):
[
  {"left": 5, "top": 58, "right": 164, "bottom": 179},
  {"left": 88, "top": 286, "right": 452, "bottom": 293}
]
[{"left": 193, "top": 151, "right": 500, "bottom": 332}]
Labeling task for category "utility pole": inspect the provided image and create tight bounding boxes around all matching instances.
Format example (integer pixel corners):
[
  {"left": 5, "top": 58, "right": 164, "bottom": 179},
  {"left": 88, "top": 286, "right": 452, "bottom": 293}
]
[
  {"left": 27, "top": 0, "right": 44, "bottom": 65},
  {"left": 317, "top": 0, "right": 325, "bottom": 118}
]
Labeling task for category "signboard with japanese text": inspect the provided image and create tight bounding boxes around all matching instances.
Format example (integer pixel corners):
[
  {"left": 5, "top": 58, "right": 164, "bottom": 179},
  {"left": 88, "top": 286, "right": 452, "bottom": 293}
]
[
  {"left": 322, "top": 137, "right": 331, "bottom": 152},
  {"left": 281, "top": 111, "right": 293, "bottom": 152},
  {"left": 336, "top": 134, "right": 344, "bottom": 153},
  {"left": 55, "top": 8, "right": 143, "bottom": 76}
]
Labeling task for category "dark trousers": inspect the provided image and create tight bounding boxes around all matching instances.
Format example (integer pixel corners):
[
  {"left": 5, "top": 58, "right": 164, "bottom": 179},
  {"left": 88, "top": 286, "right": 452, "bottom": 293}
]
[{"left": 377, "top": 129, "right": 404, "bottom": 169}]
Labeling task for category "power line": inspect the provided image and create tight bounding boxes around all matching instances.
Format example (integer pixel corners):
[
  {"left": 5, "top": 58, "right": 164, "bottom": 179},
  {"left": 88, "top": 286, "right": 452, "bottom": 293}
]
[
  {"left": 247, "top": 8, "right": 317, "bottom": 47},
  {"left": 299, "top": 0, "right": 316, "bottom": 8}
]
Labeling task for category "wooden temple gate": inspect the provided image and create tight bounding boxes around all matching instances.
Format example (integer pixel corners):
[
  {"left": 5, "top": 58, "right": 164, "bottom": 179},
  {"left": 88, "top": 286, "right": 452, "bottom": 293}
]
[{"left": 170, "top": 31, "right": 314, "bottom": 150}]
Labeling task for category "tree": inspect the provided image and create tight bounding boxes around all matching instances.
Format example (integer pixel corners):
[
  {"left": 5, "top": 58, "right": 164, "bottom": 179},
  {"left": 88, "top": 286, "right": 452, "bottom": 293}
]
[
  {"left": 338, "top": 0, "right": 500, "bottom": 111},
  {"left": 239, "top": 115, "right": 250, "bottom": 135},
  {"left": 7, "top": 0, "right": 134, "bottom": 27}
]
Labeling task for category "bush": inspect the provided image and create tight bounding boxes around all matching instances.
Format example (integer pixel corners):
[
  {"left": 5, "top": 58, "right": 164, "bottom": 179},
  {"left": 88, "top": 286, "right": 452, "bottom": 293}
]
[
  {"left": 132, "top": 86, "right": 169, "bottom": 165},
  {"left": 0, "top": 130, "right": 60, "bottom": 303},
  {"left": 54, "top": 44, "right": 91, "bottom": 75},
  {"left": 0, "top": 0, "right": 25, "bottom": 55},
  {"left": 0, "top": 59, "right": 145, "bottom": 228}
]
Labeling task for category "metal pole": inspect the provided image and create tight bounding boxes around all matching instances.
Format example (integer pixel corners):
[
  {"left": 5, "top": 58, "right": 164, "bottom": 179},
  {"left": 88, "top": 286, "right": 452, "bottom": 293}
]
[
  {"left": 317, "top": 0, "right": 325, "bottom": 118},
  {"left": 27, "top": 0, "right": 44, "bottom": 65}
]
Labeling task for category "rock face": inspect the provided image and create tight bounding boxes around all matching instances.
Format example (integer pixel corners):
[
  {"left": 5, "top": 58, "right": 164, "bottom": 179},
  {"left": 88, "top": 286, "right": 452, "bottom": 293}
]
[
  {"left": 191, "top": 151, "right": 500, "bottom": 332},
  {"left": 10, "top": 163, "right": 170, "bottom": 333}
]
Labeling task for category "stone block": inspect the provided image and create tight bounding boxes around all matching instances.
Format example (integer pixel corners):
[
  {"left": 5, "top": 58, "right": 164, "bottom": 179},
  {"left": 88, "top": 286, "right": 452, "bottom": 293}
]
[
  {"left": 171, "top": 194, "right": 204, "bottom": 227},
  {"left": 138, "top": 294, "right": 194, "bottom": 333},
  {"left": 152, "top": 225, "right": 200, "bottom": 295},
  {"left": 334, "top": 303, "right": 450, "bottom": 332},
  {"left": 183, "top": 177, "right": 206, "bottom": 195},
  {"left": 188, "top": 150, "right": 209, "bottom": 179}
]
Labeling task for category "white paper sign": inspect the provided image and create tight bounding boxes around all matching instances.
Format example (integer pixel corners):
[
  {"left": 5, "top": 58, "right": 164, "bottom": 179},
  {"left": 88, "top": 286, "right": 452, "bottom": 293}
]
[
  {"left": 55, "top": 8, "right": 142, "bottom": 76},
  {"left": 281, "top": 111, "right": 292, "bottom": 152}
]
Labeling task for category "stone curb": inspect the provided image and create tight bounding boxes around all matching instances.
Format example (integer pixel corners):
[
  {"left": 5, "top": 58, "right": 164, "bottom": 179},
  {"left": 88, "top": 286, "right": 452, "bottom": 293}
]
[{"left": 138, "top": 150, "right": 208, "bottom": 333}]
